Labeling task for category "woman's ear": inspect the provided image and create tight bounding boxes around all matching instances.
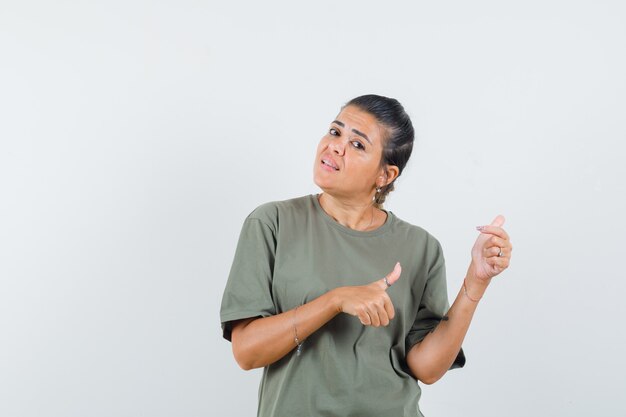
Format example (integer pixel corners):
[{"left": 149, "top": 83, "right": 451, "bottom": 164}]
[{"left": 384, "top": 165, "right": 400, "bottom": 186}]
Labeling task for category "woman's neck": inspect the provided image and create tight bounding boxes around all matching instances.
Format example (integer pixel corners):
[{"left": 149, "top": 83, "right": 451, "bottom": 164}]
[{"left": 317, "top": 192, "right": 383, "bottom": 231}]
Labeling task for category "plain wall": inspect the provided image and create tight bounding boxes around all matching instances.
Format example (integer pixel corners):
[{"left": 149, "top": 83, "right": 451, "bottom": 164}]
[{"left": 1, "top": 1, "right": 625, "bottom": 416}]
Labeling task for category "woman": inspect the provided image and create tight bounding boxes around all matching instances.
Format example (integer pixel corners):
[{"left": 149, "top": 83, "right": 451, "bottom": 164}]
[{"left": 220, "top": 94, "right": 512, "bottom": 417}]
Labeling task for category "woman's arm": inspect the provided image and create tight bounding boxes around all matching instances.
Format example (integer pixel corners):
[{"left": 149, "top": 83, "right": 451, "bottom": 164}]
[
  {"left": 406, "top": 273, "right": 488, "bottom": 384},
  {"left": 407, "top": 216, "right": 512, "bottom": 384},
  {"left": 230, "top": 291, "right": 339, "bottom": 370},
  {"left": 230, "top": 263, "right": 402, "bottom": 370}
]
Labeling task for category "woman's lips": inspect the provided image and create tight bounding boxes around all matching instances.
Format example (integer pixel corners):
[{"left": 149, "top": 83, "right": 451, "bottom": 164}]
[{"left": 321, "top": 159, "right": 339, "bottom": 171}]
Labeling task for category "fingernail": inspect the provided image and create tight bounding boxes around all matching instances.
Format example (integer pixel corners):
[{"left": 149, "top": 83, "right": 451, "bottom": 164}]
[{"left": 476, "top": 226, "right": 484, "bottom": 231}]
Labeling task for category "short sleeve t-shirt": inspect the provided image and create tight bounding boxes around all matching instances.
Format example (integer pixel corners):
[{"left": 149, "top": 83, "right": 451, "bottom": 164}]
[{"left": 220, "top": 194, "right": 465, "bottom": 417}]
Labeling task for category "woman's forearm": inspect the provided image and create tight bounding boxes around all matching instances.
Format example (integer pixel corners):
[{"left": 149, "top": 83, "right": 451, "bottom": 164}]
[
  {"left": 406, "top": 272, "right": 490, "bottom": 384},
  {"left": 230, "top": 289, "right": 342, "bottom": 370},
  {"left": 231, "top": 269, "right": 401, "bottom": 370}
]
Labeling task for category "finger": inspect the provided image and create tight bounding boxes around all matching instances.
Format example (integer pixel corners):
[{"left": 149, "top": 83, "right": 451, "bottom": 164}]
[
  {"left": 485, "top": 235, "right": 508, "bottom": 250},
  {"left": 375, "top": 262, "right": 402, "bottom": 290},
  {"left": 487, "top": 255, "right": 510, "bottom": 270},
  {"left": 359, "top": 310, "right": 371, "bottom": 326},
  {"left": 368, "top": 307, "right": 381, "bottom": 327},
  {"left": 374, "top": 301, "right": 389, "bottom": 326},
  {"left": 476, "top": 225, "right": 510, "bottom": 241},
  {"left": 383, "top": 295, "right": 395, "bottom": 320},
  {"left": 484, "top": 246, "right": 509, "bottom": 258}
]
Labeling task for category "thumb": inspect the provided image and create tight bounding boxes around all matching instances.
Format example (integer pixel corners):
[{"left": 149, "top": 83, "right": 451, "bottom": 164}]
[
  {"left": 376, "top": 262, "right": 402, "bottom": 290},
  {"left": 490, "top": 214, "right": 506, "bottom": 227}
]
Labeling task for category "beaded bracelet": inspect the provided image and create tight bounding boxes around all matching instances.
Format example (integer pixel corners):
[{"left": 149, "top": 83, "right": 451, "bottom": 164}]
[{"left": 293, "top": 306, "right": 303, "bottom": 356}]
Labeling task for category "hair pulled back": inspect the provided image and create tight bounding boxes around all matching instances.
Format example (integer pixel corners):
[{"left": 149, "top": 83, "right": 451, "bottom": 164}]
[{"left": 343, "top": 94, "right": 415, "bottom": 209}]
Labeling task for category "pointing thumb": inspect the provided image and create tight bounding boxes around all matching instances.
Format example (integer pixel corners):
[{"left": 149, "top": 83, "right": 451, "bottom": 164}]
[
  {"left": 490, "top": 214, "right": 506, "bottom": 227},
  {"left": 378, "top": 262, "right": 401, "bottom": 290}
]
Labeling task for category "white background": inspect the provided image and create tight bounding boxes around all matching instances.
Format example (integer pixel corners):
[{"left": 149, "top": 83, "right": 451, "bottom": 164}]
[{"left": 1, "top": 1, "right": 625, "bottom": 416}]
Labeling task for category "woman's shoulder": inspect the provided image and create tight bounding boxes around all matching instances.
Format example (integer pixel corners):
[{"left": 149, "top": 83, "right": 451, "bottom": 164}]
[
  {"left": 245, "top": 194, "right": 313, "bottom": 227},
  {"left": 389, "top": 212, "right": 443, "bottom": 251}
]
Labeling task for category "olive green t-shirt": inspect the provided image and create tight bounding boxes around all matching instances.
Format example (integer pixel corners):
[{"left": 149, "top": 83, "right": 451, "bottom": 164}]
[{"left": 220, "top": 194, "right": 465, "bottom": 417}]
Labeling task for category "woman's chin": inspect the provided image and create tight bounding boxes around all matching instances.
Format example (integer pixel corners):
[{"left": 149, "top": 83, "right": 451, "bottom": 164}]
[{"left": 313, "top": 176, "right": 336, "bottom": 191}]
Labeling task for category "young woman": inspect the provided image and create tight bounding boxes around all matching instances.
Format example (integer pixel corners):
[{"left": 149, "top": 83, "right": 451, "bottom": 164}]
[{"left": 220, "top": 94, "right": 512, "bottom": 417}]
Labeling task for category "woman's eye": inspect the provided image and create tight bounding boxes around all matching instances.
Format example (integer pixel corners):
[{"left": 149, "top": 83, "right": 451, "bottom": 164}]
[
  {"left": 351, "top": 141, "right": 364, "bottom": 150},
  {"left": 328, "top": 128, "right": 363, "bottom": 150}
]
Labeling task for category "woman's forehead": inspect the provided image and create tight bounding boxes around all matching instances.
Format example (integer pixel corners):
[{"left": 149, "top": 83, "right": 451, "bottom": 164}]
[{"left": 334, "top": 106, "right": 384, "bottom": 146}]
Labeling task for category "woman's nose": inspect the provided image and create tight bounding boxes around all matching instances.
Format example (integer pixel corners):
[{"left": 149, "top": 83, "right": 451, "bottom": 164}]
[{"left": 329, "top": 138, "right": 345, "bottom": 155}]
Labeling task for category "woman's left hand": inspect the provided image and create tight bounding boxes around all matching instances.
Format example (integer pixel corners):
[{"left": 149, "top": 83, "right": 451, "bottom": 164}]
[{"left": 468, "top": 215, "right": 513, "bottom": 282}]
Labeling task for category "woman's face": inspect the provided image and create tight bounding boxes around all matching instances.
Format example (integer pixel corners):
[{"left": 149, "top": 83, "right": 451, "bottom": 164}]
[{"left": 313, "top": 105, "right": 388, "bottom": 200}]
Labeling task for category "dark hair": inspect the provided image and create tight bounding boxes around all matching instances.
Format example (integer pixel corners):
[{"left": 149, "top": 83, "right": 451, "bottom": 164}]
[{"left": 343, "top": 94, "right": 415, "bottom": 208}]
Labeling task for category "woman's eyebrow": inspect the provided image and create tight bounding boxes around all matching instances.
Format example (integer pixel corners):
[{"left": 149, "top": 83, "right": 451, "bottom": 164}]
[{"left": 331, "top": 120, "right": 372, "bottom": 145}]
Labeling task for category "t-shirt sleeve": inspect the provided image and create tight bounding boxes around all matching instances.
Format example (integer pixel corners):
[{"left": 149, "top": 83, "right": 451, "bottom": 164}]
[
  {"left": 405, "top": 237, "right": 466, "bottom": 370},
  {"left": 220, "top": 216, "right": 277, "bottom": 342}
]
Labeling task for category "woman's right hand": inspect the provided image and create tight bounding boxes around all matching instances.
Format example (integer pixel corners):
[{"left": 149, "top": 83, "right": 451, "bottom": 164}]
[{"left": 334, "top": 262, "right": 402, "bottom": 327}]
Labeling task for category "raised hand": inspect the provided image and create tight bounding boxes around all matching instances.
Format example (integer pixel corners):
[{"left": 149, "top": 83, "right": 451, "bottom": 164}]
[
  {"left": 468, "top": 215, "right": 512, "bottom": 282},
  {"left": 335, "top": 262, "right": 402, "bottom": 327}
]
